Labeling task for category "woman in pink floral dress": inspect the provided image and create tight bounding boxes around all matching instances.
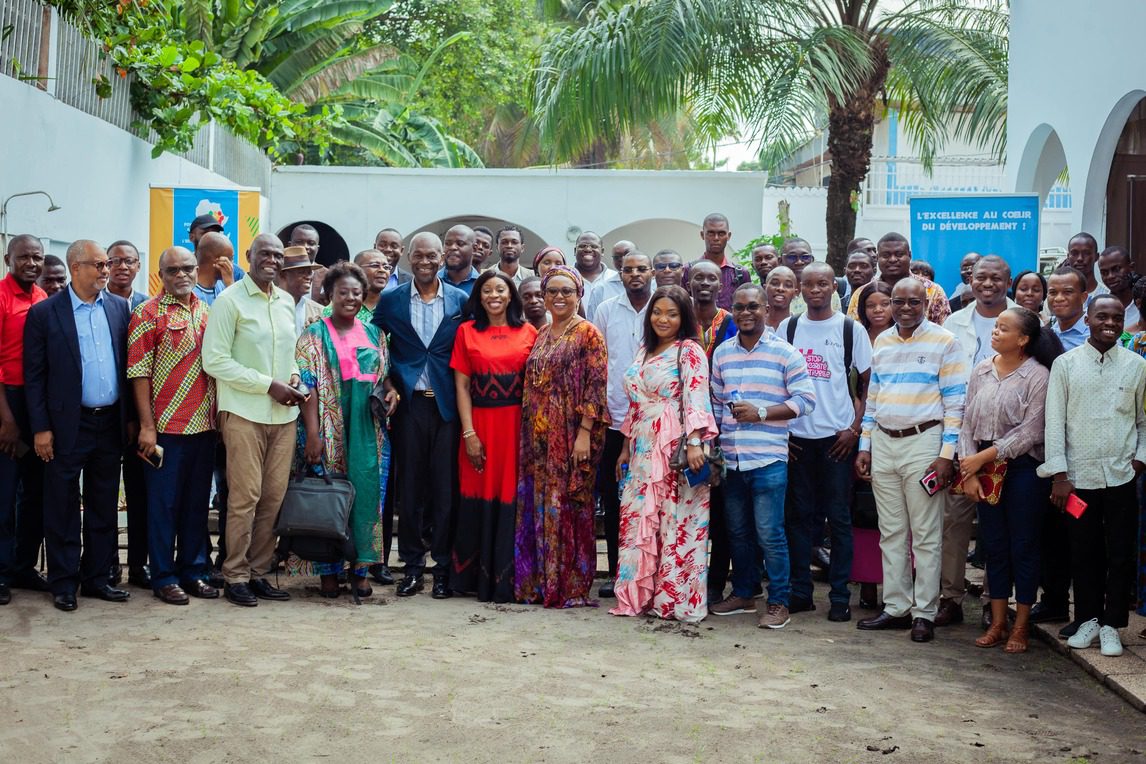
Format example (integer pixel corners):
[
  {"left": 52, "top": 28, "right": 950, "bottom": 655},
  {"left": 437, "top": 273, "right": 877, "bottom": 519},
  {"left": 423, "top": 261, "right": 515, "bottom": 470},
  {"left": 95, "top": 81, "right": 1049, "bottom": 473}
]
[{"left": 610, "top": 286, "right": 719, "bottom": 623}]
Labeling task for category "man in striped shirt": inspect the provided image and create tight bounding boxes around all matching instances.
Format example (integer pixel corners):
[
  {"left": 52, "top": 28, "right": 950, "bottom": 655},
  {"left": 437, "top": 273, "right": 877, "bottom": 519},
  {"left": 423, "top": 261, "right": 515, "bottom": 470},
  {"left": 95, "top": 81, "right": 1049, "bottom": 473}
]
[
  {"left": 856, "top": 279, "right": 967, "bottom": 643},
  {"left": 710, "top": 283, "right": 816, "bottom": 630}
]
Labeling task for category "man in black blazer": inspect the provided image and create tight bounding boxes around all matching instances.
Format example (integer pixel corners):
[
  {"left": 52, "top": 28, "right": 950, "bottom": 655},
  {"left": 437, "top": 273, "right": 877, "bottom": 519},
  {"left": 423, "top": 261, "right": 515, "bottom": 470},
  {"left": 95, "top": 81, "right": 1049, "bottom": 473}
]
[
  {"left": 373, "top": 232, "right": 467, "bottom": 599},
  {"left": 24, "top": 240, "right": 134, "bottom": 611}
]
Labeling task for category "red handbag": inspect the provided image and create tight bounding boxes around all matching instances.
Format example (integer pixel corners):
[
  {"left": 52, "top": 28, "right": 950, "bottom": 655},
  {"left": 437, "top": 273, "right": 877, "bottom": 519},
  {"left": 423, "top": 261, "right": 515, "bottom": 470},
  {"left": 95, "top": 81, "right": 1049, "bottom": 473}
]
[{"left": 950, "top": 458, "right": 1008, "bottom": 506}]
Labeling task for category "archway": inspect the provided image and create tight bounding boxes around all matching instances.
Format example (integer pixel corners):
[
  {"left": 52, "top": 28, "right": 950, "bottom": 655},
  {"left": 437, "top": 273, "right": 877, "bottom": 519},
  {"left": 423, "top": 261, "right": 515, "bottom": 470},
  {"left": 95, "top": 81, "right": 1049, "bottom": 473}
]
[
  {"left": 275, "top": 220, "right": 350, "bottom": 267},
  {"left": 1099, "top": 96, "right": 1146, "bottom": 268},
  {"left": 407, "top": 215, "right": 549, "bottom": 270},
  {"left": 601, "top": 218, "right": 700, "bottom": 264},
  {"left": 1013, "top": 124, "right": 1074, "bottom": 264},
  {"left": 1080, "top": 90, "right": 1146, "bottom": 257}
]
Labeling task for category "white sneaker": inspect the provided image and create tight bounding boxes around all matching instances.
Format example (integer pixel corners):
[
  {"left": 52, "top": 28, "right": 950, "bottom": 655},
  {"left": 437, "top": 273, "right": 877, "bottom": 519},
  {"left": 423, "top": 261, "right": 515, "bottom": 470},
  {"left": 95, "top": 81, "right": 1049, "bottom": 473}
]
[
  {"left": 1067, "top": 618, "right": 1100, "bottom": 649},
  {"left": 1100, "top": 625, "right": 1124, "bottom": 657}
]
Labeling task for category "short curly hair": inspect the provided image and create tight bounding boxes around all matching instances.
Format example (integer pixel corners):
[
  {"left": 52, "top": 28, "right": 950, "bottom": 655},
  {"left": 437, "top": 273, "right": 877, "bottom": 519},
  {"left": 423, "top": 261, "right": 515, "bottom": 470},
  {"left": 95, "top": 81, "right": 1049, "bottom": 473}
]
[{"left": 322, "top": 260, "right": 368, "bottom": 297}]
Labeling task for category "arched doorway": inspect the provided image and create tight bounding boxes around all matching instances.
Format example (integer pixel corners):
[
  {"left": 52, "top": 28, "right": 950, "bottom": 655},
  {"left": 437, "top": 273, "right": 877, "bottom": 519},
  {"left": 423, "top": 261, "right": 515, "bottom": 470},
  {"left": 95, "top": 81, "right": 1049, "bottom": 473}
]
[
  {"left": 275, "top": 220, "right": 350, "bottom": 267},
  {"left": 1013, "top": 123, "right": 1074, "bottom": 266},
  {"left": 408, "top": 215, "right": 550, "bottom": 270},
  {"left": 601, "top": 218, "right": 700, "bottom": 264},
  {"left": 1103, "top": 96, "right": 1146, "bottom": 269}
]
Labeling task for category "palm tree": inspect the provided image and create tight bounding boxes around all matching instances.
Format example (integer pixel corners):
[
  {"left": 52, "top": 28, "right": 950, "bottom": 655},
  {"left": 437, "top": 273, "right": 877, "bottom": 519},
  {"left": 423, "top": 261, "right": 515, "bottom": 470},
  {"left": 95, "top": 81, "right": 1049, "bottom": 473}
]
[{"left": 534, "top": 0, "right": 1008, "bottom": 270}]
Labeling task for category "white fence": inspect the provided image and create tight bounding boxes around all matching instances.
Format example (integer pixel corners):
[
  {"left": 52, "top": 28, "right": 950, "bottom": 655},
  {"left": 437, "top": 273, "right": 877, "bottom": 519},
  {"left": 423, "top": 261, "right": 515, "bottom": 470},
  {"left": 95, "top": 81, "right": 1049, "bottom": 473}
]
[{"left": 863, "top": 156, "right": 1072, "bottom": 210}]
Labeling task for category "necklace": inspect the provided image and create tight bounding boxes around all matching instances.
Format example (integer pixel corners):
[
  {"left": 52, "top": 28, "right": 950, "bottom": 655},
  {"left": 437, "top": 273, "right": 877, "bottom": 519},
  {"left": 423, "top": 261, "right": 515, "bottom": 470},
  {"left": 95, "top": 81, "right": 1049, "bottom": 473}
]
[{"left": 531, "top": 317, "right": 581, "bottom": 379}]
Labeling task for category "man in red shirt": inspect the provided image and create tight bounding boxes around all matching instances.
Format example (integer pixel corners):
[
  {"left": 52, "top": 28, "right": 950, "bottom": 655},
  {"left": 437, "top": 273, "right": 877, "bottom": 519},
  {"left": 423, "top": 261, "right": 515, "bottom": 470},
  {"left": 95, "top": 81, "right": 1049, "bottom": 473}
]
[
  {"left": 0, "top": 234, "right": 49, "bottom": 604},
  {"left": 127, "top": 246, "right": 219, "bottom": 605}
]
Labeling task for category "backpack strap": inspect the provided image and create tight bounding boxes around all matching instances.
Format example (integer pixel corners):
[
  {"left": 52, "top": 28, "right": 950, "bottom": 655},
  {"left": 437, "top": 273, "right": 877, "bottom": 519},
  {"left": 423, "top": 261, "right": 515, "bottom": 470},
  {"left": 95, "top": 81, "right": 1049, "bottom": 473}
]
[
  {"left": 843, "top": 315, "right": 854, "bottom": 372},
  {"left": 785, "top": 313, "right": 799, "bottom": 345}
]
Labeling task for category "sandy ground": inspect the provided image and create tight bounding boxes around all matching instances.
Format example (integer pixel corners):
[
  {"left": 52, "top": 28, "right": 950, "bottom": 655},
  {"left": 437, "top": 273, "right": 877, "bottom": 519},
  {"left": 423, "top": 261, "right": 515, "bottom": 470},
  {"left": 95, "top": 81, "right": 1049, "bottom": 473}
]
[{"left": 2, "top": 575, "right": 1144, "bottom": 764}]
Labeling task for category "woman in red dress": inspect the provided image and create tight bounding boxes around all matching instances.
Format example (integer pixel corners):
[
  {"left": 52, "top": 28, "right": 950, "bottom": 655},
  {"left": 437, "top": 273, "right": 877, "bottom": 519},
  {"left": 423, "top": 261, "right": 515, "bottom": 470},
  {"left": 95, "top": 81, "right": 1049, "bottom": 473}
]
[{"left": 450, "top": 270, "right": 538, "bottom": 602}]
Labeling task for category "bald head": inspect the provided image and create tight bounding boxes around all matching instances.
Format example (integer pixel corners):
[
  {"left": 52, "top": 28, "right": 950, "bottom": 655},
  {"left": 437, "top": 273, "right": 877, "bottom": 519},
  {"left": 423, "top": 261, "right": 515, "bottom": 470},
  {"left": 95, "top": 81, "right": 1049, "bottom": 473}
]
[
  {"left": 611, "top": 240, "right": 636, "bottom": 270},
  {"left": 196, "top": 231, "right": 234, "bottom": 263},
  {"left": 65, "top": 239, "right": 102, "bottom": 269},
  {"left": 410, "top": 231, "right": 443, "bottom": 252},
  {"left": 801, "top": 261, "right": 835, "bottom": 282},
  {"left": 158, "top": 245, "right": 194, "bottom": 270},
  {"left": 6, "top": 233, "right": 41, "bottom": 255}
]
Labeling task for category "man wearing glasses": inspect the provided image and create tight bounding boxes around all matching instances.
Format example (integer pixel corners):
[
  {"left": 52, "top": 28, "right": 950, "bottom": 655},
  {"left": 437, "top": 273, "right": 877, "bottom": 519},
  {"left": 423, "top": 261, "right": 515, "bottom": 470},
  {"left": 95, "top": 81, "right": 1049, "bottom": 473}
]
[
  {"left": 782, "top": 238, "right": 841, "bottom": 317},
  {"left": 592, "top": 251, "right": 653, "bottom": 598},
  {"left": 652, "top": 249, "right": 684, "bottom": 288},
  {"left": 855, "top": 279, "right": 967, "bottom": 643},
  {"left": 127, "top": 246, "right": 218, "bottom": 605},
  {"left": 25, "top": 240, "right": 135, "bottom": 611},
  {"left": 104, "top": 240, "right": 150, "bottom": 590},
  {"left": 710, "top": 283, "right": 816, "bottom": 629}
]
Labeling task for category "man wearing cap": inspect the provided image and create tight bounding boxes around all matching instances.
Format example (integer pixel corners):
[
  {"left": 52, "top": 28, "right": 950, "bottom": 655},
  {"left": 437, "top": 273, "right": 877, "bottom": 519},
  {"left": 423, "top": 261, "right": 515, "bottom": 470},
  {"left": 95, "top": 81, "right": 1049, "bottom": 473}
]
[
  {"left": 190, "top": 216, "right": 245, "bottom": 305},
  {"left": 278, "top": 246, "right": 324, "bottom": 337}
]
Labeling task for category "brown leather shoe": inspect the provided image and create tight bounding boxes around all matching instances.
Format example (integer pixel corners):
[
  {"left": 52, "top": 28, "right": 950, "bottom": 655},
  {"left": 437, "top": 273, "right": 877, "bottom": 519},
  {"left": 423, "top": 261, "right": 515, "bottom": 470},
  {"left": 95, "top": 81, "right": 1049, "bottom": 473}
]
[
  {"left": 856, "top": 611, "right": 913, "bottom": 630},
  {"left": 934, "top": 598, "right": 964, "bottom": 627},
  {"left": 155, "top": 584, "right": 189, "bottom": 605},
  {"left": 910, "top": 618, "right": 935, "bottom": 642}
]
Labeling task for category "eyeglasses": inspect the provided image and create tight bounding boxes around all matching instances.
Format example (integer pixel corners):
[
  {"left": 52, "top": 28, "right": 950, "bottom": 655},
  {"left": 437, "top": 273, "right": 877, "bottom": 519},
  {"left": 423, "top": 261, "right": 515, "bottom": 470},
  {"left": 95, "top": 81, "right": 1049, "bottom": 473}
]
[
  {"left": 653, "top": 263, "right": 683, "bottom": 271},
  {"left": 783, "top": 253, "right": 814, "bottom": 263},
  {"left": 890, "top": 298, "right": 925, "bottom": 308},
  {"left": 545, "top": 287, "right": 577, "bottom": 298},
  {"left": 163, "top": 265, "right": 197, "bottom": 276},
  {"left": 109, "top": 257, "right": 140, "bottom": 268},
  {"left": 360, "top": 262, "right": 387, "bottom": 270},
  {"left": 77, "top": 260, "right": 111, "bottom": 271},
  {"left": 731, "top": 302, "right": 764, "bottom": 313},
  {"left": 621, "top": 266, "right": 651, "bottom": 274}
]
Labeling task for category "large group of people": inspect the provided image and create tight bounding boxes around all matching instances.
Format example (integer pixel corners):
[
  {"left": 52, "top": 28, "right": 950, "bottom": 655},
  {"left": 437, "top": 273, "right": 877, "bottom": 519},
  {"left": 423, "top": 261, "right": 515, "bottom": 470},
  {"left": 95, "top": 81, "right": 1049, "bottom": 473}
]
[{"left": 3, "top": 213, "right": 1145, "bottom": 661}]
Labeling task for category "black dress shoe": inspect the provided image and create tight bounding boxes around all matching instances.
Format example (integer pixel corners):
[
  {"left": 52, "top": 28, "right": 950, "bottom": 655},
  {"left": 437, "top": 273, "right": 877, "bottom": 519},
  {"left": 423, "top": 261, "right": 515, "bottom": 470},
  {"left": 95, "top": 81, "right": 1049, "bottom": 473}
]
[
  {"left": 431, "top": 579, "right": 452, "bottom": 599},
  {"left": 910, "top": 617, "right": 935, "bottom": 643},
  {"left": 811, "top": 546, "right": 831, "bottom": 570},
  {"left": 369, "top": 564, "right": 396, "bottom": 585},
  {"left": 184, "top": 579, "right": 220, "bottom": 599},
  {"left": 828, "top": 602, "right": 851, "bottom": 622},
  {"left": 396, "top": 574, "right": 424, "bottom": 597},
  {"left": 788, "top": 597, "right": 817, "bottom": 614},
  {"left": 598, "top": 581, "right": 616, "bottom": 598},
  {"left": 1059, "top": 620, "right": 1080, "bottom": 639},
  {"left": 224, "top": 582, "right": 258, "bottom": 607},
  {"left": 1030, "top": 601, "right": 1070, "bottom": 624},
  {"left": 0, "top": 582, "right": 10, "bottom": 605},
  {"left": 856, "top": 611, "right": 913, "bottom": 630},
  {"left": 208, "top": 569, "right": 225, "bottom": 588},
  {"left": 53, "top": 593, "right": 77, "bottom": 612},
  {"left": 11, "top": 571, "right": 49, "bottom": 591},
  {"left": 249, "top": 578, "right": 290, "bottom": 601},
  {"left": 109, "top": 563, "right": 123, "bottom": 586},
  {"left": 128, "top": 565, "right": 152, "bottom": 589},
  {"left": 80, "top": 583, "right": 131, "bottom": 602}
]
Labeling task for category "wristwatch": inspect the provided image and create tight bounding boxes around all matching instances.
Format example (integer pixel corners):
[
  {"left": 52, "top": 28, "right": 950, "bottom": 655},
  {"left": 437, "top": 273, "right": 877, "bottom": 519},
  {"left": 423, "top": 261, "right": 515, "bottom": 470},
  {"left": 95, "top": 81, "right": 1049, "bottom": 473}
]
[
  {"left": 757, "top": 407, "right": 768, "bottom": 422},
  {"left": 686, "top": 436, "right": 702, "bottom": 447}
]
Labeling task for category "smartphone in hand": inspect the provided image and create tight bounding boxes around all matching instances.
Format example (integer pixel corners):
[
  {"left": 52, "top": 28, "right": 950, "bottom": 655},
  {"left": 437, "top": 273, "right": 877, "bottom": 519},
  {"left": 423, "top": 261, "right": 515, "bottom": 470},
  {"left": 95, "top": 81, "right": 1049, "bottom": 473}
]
[
  {"left": 138, "top": 444, "right": 165, "bottom": 469},
  {"left": 919, "top": 469, "right": 941, "bottom": 496}
]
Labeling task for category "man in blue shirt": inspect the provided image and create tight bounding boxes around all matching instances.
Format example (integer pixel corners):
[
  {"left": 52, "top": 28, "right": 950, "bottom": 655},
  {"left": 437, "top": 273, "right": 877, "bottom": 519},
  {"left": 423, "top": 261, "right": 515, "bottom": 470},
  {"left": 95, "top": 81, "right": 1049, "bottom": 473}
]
[
  {"left": 439, "top": 225, "right": 480, "bottom": 297},
  {"left": 25, "top": 240, "right": 134, "bottom": 611},
  {"left": 1048, "top": 265, "right": 1090, "bottom": 351},
  {"left": 192, "top": 231, "right": 245, "bottom": 306}
]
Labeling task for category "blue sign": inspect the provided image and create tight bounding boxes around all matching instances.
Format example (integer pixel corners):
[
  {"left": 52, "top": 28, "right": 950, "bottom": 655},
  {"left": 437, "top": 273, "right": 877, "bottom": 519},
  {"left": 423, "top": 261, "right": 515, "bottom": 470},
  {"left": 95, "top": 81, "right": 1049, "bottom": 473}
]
[
  {"left": 172, "top": 187, "right": 240, "bottom": 250},
  {"left": 908, "top": 194, "right": 1040, "bottom": 296}
]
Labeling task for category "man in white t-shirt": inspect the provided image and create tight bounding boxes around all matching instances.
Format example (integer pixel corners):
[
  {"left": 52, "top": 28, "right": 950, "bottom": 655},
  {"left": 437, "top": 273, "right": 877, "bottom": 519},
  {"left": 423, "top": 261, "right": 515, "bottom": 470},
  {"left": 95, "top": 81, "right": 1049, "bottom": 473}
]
[
  {"left": 938, "top": 254, "right": 1015, "bottom": 628},
  {"left": 778, "top": 262, "right": 872, "bottom": 622}
]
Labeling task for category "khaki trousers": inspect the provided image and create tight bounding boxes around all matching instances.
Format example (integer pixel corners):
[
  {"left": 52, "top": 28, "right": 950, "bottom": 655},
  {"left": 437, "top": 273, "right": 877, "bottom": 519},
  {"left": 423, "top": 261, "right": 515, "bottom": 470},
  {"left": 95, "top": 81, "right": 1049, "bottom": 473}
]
[
  {"left": 219, "top": 412, "right": 295, "bottom": 584},
  {"left": 870, "top": 427, "right": 945, "bottom": 621},
  {"left": 941, "top": 491, "right": 978, "bottom": 603}
]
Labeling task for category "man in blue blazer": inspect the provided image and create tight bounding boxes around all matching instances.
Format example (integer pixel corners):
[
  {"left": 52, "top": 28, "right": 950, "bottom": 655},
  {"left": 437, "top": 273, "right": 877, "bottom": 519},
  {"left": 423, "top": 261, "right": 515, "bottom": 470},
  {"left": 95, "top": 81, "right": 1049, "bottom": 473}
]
[
  {"left": 25, "top": 240, "right": 134, "bottom": 611},
  {"left": 373, "top": 231, "right": 466, "bottom": 599}
]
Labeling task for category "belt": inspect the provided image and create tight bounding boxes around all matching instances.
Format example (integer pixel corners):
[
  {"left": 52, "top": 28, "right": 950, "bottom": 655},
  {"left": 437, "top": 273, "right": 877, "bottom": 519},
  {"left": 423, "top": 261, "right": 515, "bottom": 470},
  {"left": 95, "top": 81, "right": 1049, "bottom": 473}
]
[
  {"left": 877, "top": 419, "right": 941, "bottom": 438},
  {"left": 81, "top": 403, "right": 118, "bottom": 416},
  {"left": 413, "top": 389, "right": 435, "bottom": 398}
]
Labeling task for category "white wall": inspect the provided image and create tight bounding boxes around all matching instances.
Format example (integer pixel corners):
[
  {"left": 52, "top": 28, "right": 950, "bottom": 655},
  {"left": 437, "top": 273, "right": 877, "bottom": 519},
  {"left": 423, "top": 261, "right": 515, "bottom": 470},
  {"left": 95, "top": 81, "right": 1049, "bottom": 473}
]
[
  {"left": 269, "top": 166, "right": 831, "bottom": 268},
  {"left": 0, "top": 74, "right": 265, "bottom": 290},
  {"left": 1008, "top": 0, "right": 1146, "bottom": 242}
]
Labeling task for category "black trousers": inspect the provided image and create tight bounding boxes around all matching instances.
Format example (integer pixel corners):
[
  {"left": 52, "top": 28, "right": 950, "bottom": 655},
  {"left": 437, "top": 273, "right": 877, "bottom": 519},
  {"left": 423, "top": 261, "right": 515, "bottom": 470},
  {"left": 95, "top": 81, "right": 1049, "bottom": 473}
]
[
  {"left": 1039, "top": 495, "right": 1073, "bottom": 610},
  {"left": 1072, "top": 480, "right": 1137, "bottom": 628},
  {"left": 121, "top": 439, "right": 148, "bottom": 570},
  {"left": 0, "top": 386, "right": 44, "bottom": 580},
  {"left": 708, "top": 482, "right": 731, "bottom": 599},
  {"left": 395, "top": 394, "right": 457, "bottom": 577},
  {"left": 44, "top": 407, "right": 122, "bottom": 595},
  {"left": 598, "top": 428, "right": 624, "bottom": 576}
]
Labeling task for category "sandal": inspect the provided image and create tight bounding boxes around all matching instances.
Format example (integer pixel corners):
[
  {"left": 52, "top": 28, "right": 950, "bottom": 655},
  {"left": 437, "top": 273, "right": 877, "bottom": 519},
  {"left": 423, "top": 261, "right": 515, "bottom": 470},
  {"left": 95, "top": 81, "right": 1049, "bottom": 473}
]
[
  {"left": 975, "top": 621, "right": 1009, "bottom": 648},
  {"left": 1003, "top": 625, "right": 1029, "bottom": 653},
  {"left": 352, "top": 575, "right": 372, "bottom": 599}
]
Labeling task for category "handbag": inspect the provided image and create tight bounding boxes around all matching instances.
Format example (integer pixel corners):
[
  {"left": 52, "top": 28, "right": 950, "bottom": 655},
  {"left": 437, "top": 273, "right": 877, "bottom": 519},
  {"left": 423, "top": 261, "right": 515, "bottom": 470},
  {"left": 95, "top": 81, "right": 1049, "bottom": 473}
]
[
  {"left": 949, "top": 457, "right": 1008, "bottom": 506},
  {"left": 667, "top": 342, "right": 724, "bottom": 486},
  {"left": 274, "top": 464, "right": 357, "bottom": 564}
]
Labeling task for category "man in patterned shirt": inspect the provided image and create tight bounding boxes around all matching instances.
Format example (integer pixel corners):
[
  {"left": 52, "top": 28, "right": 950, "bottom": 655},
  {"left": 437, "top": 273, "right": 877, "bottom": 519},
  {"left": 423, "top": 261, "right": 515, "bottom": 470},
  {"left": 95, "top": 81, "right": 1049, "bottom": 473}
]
[
  {"left": 847, "top": 232, "right": 950, "bottom": 326},
  {"left": 127, "top": 246, "right": 219, "bottom": 606}
]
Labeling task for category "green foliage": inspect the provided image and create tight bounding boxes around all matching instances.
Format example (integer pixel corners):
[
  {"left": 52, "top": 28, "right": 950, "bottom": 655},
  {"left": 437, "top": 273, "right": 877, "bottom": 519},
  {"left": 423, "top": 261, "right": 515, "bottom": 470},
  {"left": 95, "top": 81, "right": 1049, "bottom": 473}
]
[{"left": 49, "top": 0, "right": 331, "bottom": 158}]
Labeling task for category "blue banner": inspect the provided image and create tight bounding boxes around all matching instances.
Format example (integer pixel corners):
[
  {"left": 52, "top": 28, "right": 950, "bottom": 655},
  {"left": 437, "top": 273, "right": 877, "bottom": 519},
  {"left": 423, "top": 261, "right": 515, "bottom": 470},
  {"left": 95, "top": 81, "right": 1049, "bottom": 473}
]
[
  {"left": 172, "top": 188, "right": 240, "bottom": 249},
  {"left": 908, "top": 194, "right": 1040, "bottom": 296}
]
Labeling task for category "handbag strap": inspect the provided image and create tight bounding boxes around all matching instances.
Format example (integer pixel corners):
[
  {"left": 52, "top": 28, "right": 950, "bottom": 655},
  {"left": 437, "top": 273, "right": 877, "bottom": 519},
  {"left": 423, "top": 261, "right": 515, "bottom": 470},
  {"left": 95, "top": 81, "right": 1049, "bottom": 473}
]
[{"left": 675, "top": 340, "right": 686, "bottom": 434}]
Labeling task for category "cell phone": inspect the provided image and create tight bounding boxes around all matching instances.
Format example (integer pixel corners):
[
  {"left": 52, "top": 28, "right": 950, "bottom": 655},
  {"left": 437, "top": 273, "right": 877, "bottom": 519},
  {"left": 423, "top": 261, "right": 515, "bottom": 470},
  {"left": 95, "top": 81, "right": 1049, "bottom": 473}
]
[
  {"left": 138, "top": 444, "right": 165, "bottom": 469},
  {"left": 919, "top": 469, "right": 941, "bottom": 496},
  {"left": 1065, "top": 493, "right": 1088, "bottom": 519},
  {"left": 728, "top": 390, "right": 742, "bottom": 410},
  {"left": 685, "top": 461, "right": 711, "bottom": 487}
]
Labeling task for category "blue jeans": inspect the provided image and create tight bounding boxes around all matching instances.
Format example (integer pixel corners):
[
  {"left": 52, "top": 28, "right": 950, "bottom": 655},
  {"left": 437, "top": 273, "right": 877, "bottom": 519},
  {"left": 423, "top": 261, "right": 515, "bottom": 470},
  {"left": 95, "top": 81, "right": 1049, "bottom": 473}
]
[
  {"left": 977, "top": 454, "right": 1044, "bottom": 605},
  {"left": 724, "top": 462, "right": 790, "bottom": 606},
  {"left": 786, "top": 435, "right": 854, "bottom": 605},
  {"left": 145, "top": 432, "right": 216, "bottom": 590}
]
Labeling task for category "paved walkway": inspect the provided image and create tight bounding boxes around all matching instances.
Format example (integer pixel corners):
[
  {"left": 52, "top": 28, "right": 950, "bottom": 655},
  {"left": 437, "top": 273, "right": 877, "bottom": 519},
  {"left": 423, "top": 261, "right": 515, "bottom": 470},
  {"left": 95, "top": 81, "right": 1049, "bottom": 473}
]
[{"left": 1032, "top": 612, "right": 1146, "bottom": 712}]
